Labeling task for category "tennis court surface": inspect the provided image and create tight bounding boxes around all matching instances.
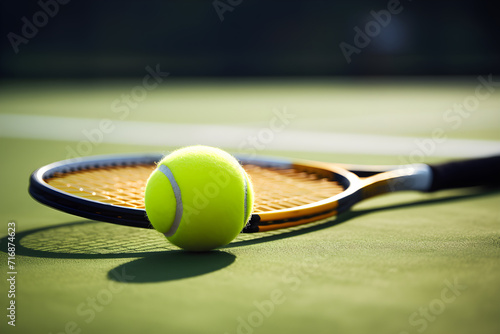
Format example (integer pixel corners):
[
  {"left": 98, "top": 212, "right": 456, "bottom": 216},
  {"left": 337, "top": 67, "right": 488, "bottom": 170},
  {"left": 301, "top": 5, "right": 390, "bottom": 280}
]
[{"left": 1, "top": 78, "right": 500, "bottom": 334}]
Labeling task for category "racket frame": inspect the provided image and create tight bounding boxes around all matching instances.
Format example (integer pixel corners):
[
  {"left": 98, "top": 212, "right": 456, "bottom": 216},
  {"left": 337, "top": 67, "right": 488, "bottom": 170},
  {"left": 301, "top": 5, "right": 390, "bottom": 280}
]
[{"left": 29, "top": 153, "right": 432, "bottom": 232}]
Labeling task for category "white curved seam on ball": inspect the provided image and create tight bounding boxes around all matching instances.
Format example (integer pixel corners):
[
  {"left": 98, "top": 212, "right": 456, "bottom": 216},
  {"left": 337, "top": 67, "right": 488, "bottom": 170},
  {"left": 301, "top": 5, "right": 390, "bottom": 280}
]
[
  {"left": 158, "top": 164, "right": 183, "bottom": 237},
  {"left": 243, "top": 170, "right": 248, "bottom": 225}
]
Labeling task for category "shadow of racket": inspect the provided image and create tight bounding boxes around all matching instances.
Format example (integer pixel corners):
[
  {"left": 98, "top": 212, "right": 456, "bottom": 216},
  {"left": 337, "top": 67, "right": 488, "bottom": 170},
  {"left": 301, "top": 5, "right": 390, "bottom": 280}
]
[{"left": 4, "top": 188, "right": 498, "bottom": 260}]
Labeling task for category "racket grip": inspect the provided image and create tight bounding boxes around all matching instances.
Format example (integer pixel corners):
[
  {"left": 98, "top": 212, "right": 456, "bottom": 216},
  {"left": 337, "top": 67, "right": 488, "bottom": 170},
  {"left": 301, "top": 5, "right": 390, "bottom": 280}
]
[{"left": 428, "top": 155, "right": 500, "bottom": 191}]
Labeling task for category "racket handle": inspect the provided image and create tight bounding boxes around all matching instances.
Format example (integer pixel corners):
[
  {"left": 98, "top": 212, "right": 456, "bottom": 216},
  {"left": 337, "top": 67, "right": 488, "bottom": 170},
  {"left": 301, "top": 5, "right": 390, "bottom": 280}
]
[{"left": 428, "top": 155, "right": 500, "bottom": 191}]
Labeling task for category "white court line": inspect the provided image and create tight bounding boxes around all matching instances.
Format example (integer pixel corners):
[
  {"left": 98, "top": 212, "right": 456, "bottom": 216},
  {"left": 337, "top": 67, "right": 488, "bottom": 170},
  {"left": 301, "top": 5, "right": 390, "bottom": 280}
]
[{"left": 1, "top": 114, "right": 499, "bottom": 158}]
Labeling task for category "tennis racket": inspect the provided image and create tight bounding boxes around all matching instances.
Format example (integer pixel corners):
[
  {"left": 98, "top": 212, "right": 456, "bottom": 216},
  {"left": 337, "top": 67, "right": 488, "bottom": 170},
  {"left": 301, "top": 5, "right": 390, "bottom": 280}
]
[{"left": 29, "top": 153, "right": 500, "bottom": 233}]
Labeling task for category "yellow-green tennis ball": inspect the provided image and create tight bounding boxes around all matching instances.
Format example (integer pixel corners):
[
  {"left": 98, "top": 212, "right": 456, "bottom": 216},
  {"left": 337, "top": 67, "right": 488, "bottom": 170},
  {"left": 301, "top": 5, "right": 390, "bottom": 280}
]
[{"left": 144, "top": 145, "right": 254, "bottom": 251}]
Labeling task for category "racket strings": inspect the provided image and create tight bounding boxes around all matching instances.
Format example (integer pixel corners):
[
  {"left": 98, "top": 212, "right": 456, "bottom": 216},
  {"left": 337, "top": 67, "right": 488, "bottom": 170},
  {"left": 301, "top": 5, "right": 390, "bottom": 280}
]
[
  {"left": 241, "top": 165, "right": 344, "bottom": 212},
  {"left": 48, "top": 165, "right": 154, "bottom": 208},
  {"left": 46, "top": 163, "right": 344, "bottom": 213}
]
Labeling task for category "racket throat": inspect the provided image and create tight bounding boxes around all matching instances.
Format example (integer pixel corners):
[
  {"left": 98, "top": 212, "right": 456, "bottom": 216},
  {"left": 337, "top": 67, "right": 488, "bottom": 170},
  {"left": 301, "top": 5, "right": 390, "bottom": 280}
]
[{"left": 360, "top": 164, "right": 433, "bottom": 200}]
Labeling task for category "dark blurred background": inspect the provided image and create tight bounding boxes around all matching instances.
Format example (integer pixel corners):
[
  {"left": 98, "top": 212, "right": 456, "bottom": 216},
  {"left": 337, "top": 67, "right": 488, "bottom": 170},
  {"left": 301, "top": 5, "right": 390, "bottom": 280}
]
[{"left": 1, "top": 0, "right": 499, "bottom": 78}]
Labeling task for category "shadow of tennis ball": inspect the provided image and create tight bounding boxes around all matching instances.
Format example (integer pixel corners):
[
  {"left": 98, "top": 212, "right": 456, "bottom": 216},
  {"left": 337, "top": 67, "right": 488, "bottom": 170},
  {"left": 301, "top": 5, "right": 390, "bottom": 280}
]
[{"left": 108, "top": 250, "right": 236, "bottom": 283}]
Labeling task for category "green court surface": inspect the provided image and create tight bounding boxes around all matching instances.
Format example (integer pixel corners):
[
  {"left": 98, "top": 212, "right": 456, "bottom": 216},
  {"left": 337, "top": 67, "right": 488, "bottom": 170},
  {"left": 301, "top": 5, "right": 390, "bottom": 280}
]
[{"left": 1, "top": 78, "right": 500, "bottom": 334}]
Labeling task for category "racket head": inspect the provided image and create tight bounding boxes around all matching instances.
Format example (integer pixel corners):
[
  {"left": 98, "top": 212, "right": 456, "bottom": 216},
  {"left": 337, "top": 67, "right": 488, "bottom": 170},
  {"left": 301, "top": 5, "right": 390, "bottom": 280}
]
[
  {"left": 29, "top": 153, "right": 364, "bottom": 233},
  {"left": 29, "top": 154, "right": 159, "bottom": 228}
]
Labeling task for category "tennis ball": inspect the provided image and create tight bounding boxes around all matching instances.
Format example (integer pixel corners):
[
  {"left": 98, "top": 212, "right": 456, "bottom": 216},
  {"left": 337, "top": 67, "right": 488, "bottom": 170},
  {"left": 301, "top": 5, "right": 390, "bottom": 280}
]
[{"left": 145, "top": 145, "right": 254, "bottom": 251}]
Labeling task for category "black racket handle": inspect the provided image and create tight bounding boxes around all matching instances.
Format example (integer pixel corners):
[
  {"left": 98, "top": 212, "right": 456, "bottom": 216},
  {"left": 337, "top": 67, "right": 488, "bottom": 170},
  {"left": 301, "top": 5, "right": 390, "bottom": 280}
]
[{"left": 428, "top": 155, "right": 500, "bottom": 191}]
